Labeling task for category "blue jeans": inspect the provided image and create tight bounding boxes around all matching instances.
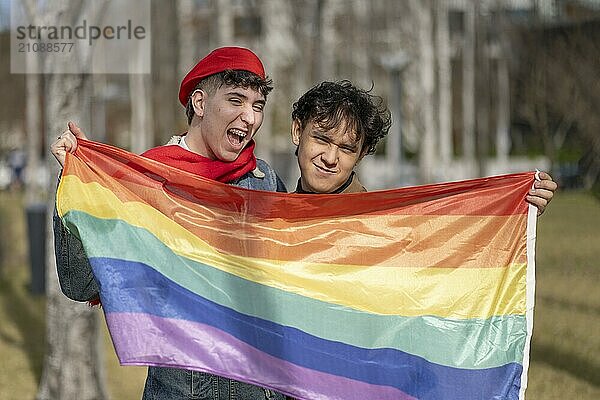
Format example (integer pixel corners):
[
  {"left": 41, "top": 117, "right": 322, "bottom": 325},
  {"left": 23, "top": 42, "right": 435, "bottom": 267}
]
[{"left": 142, "top": 367, "right": 287, "bottom": 400}]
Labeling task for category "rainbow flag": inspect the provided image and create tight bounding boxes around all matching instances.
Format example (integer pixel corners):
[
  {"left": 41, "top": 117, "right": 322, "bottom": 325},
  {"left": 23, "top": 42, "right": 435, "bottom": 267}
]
[{"left": 56, "top": 140, "right": 537, "bottom": 400}]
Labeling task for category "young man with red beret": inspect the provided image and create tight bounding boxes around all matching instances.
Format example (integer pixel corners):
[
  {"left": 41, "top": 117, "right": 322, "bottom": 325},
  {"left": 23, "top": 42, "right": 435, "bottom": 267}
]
[{"left": 51, "top": 47, "right": 288, "bottom": 399}]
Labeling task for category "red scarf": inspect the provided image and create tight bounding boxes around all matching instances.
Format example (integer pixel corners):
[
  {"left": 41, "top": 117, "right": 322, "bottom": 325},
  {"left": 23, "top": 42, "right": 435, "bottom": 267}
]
[
  {"left": 87, "top": 138, "right": 257, "bottom": 307},
  {"left": 141, "top": 140, "right": 257, "bottom": 183}
]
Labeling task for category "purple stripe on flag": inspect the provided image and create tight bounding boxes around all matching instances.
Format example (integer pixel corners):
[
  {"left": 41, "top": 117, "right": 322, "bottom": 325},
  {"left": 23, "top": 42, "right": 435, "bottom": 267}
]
[{"left": 106, "top": 312, "right": 415, "bottom": 400}]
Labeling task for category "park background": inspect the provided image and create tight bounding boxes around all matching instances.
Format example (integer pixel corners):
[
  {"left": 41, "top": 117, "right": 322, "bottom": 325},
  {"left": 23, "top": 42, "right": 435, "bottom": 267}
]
[{"left": 0, "top": 0, "right": 598, "bottom": 398}]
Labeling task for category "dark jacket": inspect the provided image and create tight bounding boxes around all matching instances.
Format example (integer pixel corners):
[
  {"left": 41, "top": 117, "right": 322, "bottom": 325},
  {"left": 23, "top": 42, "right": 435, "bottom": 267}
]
[
  {"left": 339, "top": 173, "right": 367, "bottom": 194},
  {"left": 294, "top": 172, "right": 367, "bottom": 194}
]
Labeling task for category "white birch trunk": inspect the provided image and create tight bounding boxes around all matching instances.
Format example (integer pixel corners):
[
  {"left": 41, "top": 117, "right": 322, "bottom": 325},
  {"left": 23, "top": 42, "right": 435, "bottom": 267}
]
[
  {"left": 130, "top": 51, "right": 153, "bottom": 154},
  {"left": 474, "top": 0, "right": 489, "bottom": 177},
  {"left": 436, "top": 1, "right": 453, "bottom": 170},
  {"left": 416, "top": 0, "right": 436, "bottom": 183},
  {"left": 24, "top": 50, "right": 42, "bottom": 205},
  {"left": 261, "top": 0, "right": 298, "bottom": 161},
  {"left": 153, "top": 0, "right": 179, "bottom": 144},
  {"left": 496, "top": 50, "right": 511, "bottom": 161},
  {"left": 319, "top": 0, "right": 338, "bottom": 80},
  {"left": 215, "top": 0, "right": 233, "bottom": 46},
  {"left": 177, "top": 0, "right": 196, "bottom": 75},
  {"left": 462, "top": 1, "right": 476, "bottom": 163},
  {"left": 351, "top": 0, "right": 370, "bottom": 88}
]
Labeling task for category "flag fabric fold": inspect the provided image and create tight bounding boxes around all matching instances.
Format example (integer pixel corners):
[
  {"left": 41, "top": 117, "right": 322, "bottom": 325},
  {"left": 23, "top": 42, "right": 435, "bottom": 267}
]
[{"left": 57, "top": 139, "right": 537, "bottom": 400}]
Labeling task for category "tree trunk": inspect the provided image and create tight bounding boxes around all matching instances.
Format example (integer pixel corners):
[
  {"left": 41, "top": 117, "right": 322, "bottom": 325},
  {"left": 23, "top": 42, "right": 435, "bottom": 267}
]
[
  {"left": 260, "top": 0, "right": 297, "bottom": 163},
  {"left": 319, "top": 0, "right": 337, "bottom": 80},
  {"left": 130, "top": 61, "right": 153, "bottom": 154},
  {"left": 436, "top": 1, "right": 452, "bottom": 170},
  {"left": 351, "top": 0, "right": 370, "bottom": 88},
  {"left": 462, "top": 1, "right": 476, "bottom": 163},
  {"left": 415, "top": 0, "right": 436, "bottom": 183},
  {"left": 311, "top": 0, "right": 324, "bottom": 83},
  {"left": 474, "top": 0, "right": 489, "bottom": 177},
  {"left": 215, "top": 0, "right": 233, "bottom": 45},
  {"left": 177, "top": 0, "right": 196, "bottom": 75},
  {"left": 153, "top": 0, "right": 179, "bottom": 145},
  {"left": 32, "top": 1, "right": 107, "bottom": 398},
  {"left": 496, "top": 51, "right": 510, "bottom": 161},
  {"left": 24, "top": 50, "right": 43, "bottom": 205},
  {"left": 37, "top": 71, "right": 107, "bottom": 400}
]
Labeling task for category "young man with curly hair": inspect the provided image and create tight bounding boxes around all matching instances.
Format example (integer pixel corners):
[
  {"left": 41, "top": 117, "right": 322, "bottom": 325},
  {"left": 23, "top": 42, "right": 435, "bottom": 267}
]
[
  {"left": 290, "top": 80, "right": 391, "bottom": 194},
  {"left": 290, "top": 80, "right": 556, "bottom": 214}
]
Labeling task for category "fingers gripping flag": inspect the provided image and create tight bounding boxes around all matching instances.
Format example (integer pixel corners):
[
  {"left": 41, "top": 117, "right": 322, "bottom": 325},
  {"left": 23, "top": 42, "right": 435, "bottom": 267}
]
[{"left": 57, "top": 140, "right": 537, "bottom": 400}]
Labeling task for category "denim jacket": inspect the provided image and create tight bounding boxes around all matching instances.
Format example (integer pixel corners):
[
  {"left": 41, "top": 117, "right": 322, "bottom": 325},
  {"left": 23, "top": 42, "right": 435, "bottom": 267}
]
[{"left": 54, "top": 158, "right": 288, "bottom": 400}]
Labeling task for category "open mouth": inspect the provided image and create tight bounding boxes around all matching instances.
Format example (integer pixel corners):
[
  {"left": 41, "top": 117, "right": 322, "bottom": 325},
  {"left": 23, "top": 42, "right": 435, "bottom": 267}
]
[{"left": 227, "top": 128, "right": 247, "bottom": 146}]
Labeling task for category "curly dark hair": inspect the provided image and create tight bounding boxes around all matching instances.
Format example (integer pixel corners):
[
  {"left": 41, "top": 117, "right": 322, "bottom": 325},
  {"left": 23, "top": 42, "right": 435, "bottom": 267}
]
[
  {"left": 186, "top": 69, "right": 273, "bottom": 124},
  {"left": 291, "top": 80, "right": 391, "bottom": 156}
]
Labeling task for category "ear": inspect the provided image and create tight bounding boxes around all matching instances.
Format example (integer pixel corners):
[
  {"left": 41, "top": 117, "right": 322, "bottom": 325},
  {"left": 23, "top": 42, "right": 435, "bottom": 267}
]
[
  {"left": 291, "top": 119, "right": 302, "bottom": 146},
  {"left": 191, "top": 89, "right": 206, "bottom": 118}
]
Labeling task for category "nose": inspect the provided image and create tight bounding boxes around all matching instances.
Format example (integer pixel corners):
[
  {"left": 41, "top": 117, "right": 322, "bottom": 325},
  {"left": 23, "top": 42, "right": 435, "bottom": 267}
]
[
  {"left": 321, "top": 145, "right": 338, "bottom": 166},
  {"left": 240, "top": 105, "right": 256, "bottom": 126}
]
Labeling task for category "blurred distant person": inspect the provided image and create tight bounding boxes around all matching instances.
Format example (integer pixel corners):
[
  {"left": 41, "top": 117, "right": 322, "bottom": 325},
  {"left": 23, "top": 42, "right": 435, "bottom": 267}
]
[{"left": 8, "top": 147, "right": 26, "bottom": 190}]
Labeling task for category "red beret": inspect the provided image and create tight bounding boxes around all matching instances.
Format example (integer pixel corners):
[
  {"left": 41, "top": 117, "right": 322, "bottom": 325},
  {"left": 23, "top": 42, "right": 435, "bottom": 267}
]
[{"left": 178, "top": 46, "right": 266, "bottom": 106}]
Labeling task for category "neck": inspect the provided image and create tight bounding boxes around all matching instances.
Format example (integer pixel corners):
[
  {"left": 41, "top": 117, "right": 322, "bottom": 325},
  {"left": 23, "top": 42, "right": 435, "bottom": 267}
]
[
  {"left": 296, "top": 172, "right": 355, "bottom": 194},
  {"left": 183, "top": 128, "right": 212, "bottom": 158}
]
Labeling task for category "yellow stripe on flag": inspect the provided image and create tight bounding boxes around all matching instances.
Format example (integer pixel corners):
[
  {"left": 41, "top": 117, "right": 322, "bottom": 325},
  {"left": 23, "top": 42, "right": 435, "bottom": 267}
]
[{"left": 58, "top": 174, "right": 528, "bottom": 319}]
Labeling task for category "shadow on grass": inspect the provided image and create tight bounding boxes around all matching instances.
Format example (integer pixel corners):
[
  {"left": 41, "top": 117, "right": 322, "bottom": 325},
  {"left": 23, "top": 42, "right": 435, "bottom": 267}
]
[
  {"left": 0, "top": 192, "right": 46, "bottom": 383},
  {"left": 538, "top": 294, "right": 600, "bottom": 316},
  {"left": 531, "top": 340, "right": 600, "bottom": 387},
  {"left": 0, "top": 274, "right": 46, "bottom": 383}
]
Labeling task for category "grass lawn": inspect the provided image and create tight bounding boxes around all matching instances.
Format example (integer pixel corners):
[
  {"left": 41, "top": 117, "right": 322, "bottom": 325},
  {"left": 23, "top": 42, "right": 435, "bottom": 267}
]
[
  {"left": 528, "top": 191, "right": 600, "bottom": 398},
  {"left": 0, "top": 189, "right": 598, "bottom": 399},
  {"left": 0, "top": 192, "right": 145, "bottom": 400}
]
